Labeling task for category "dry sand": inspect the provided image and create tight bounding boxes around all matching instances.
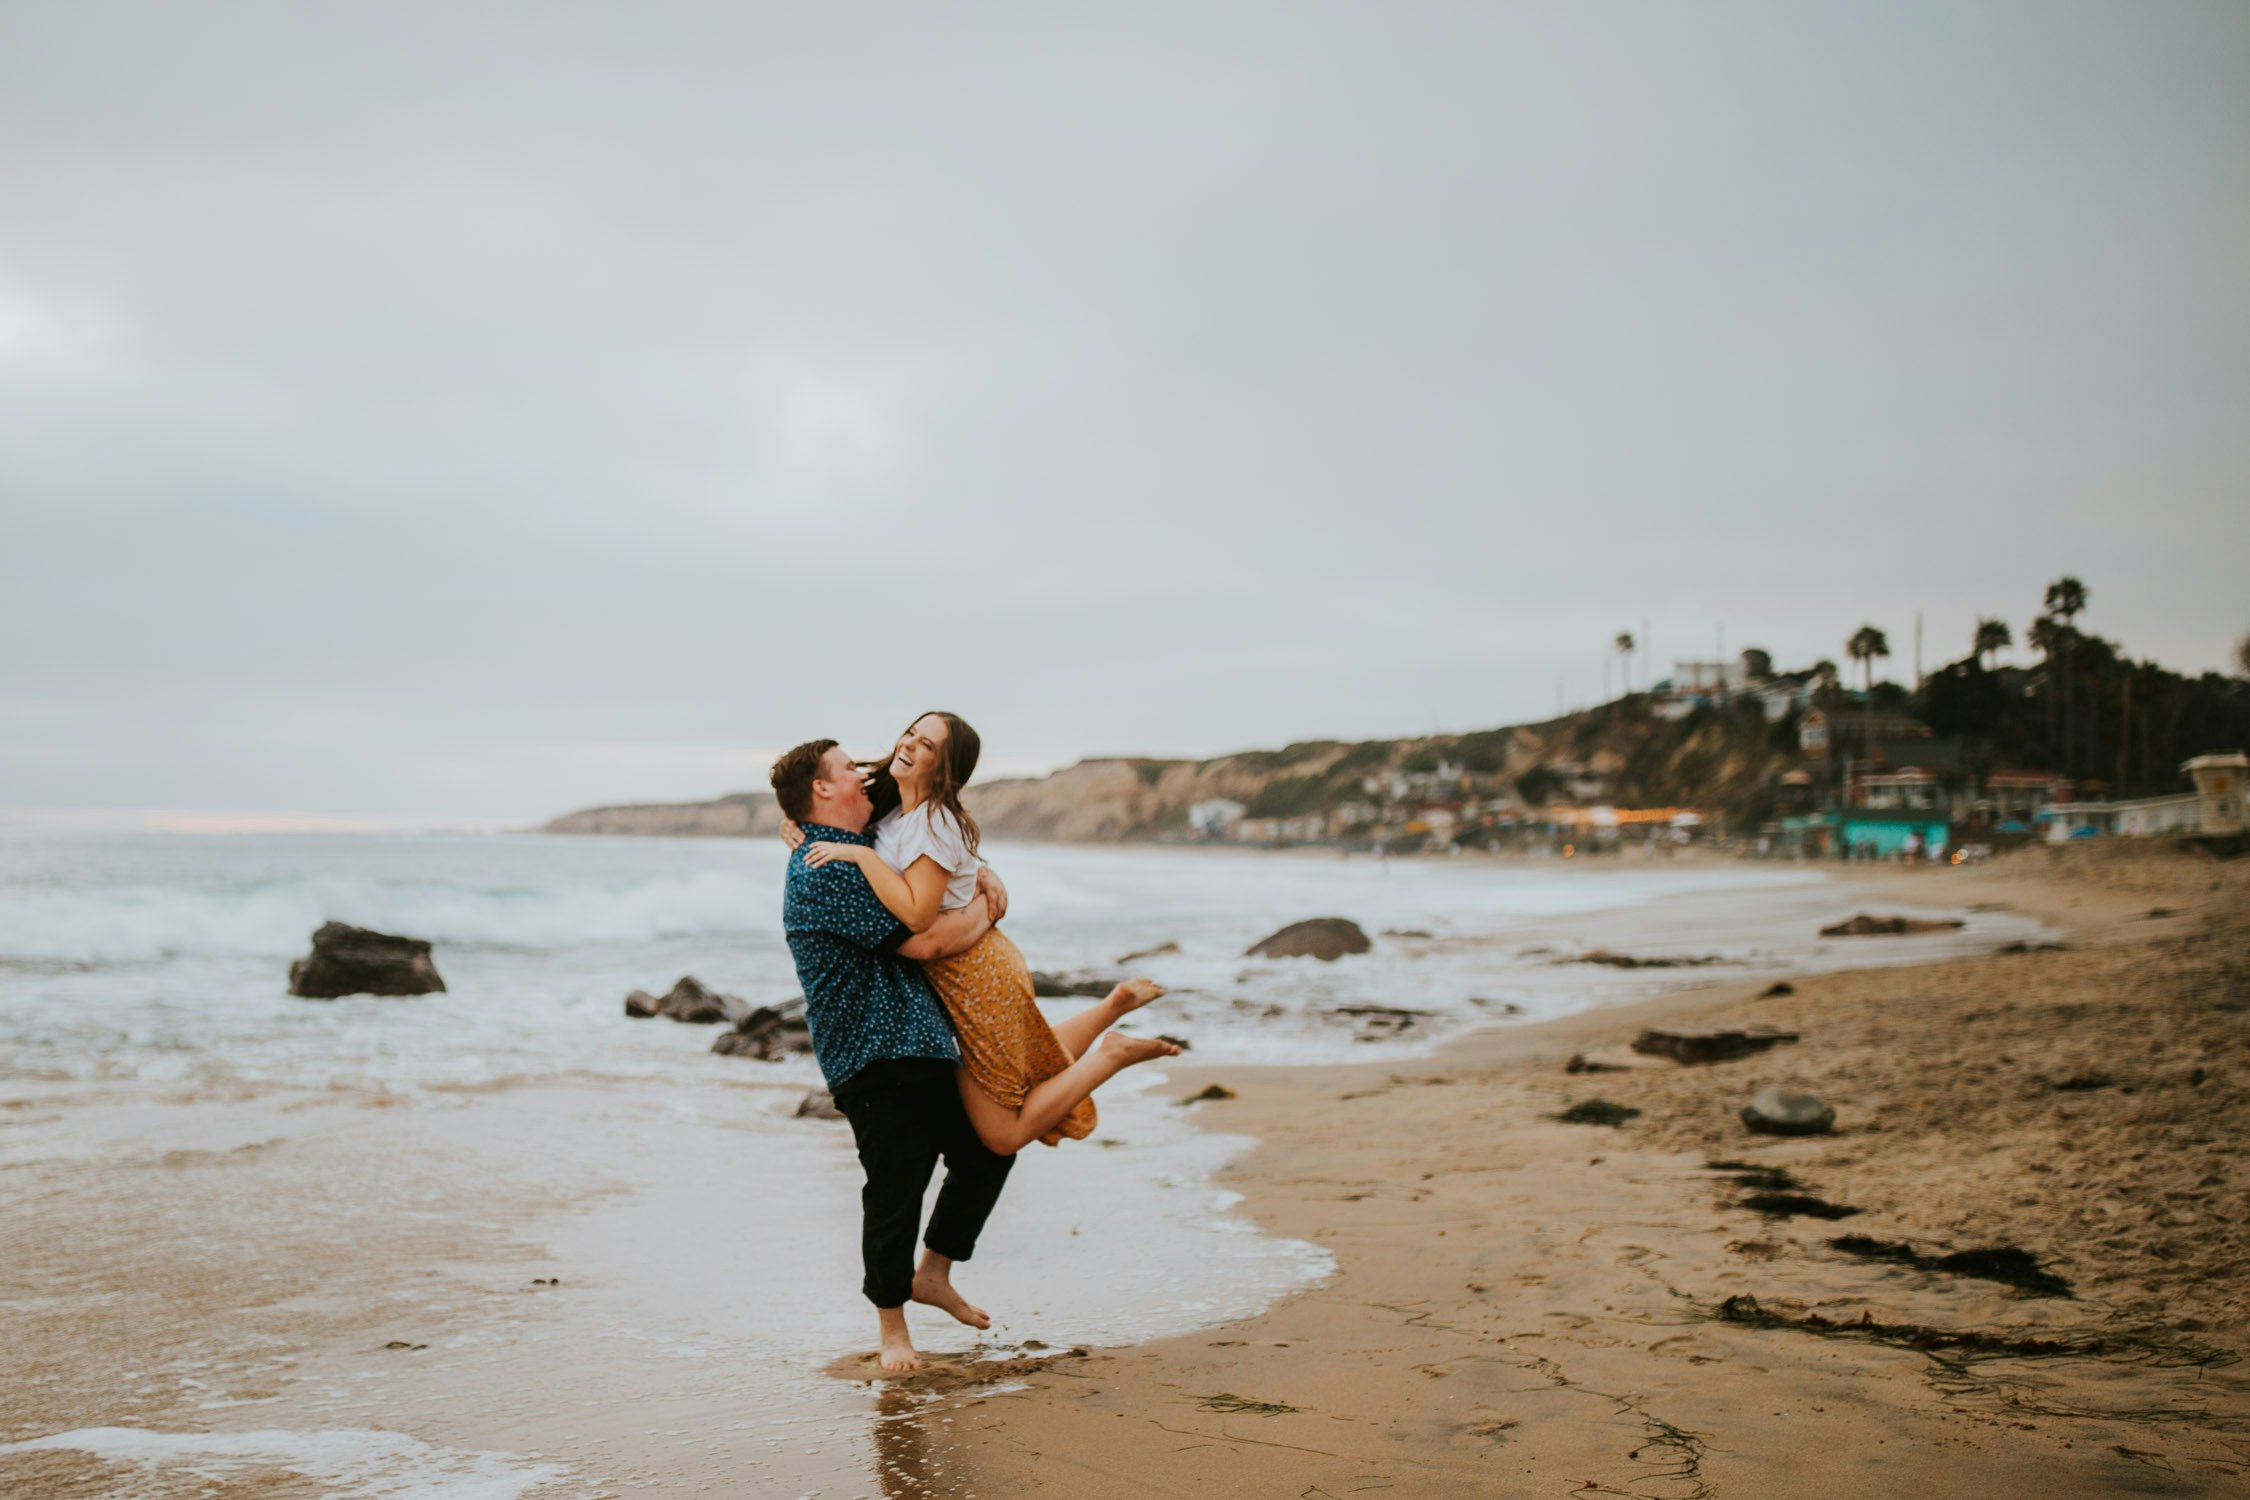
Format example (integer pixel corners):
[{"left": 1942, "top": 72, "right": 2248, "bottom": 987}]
[{"left": 864, "top": 844, "right": 2250, "bottom": 1497}]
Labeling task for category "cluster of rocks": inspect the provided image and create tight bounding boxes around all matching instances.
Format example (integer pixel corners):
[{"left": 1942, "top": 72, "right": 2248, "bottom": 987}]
[
  {"left": 624, "top": 975, "right": 813, "bottom": 1061},
  {"left": 1563, "top": 950, "right": 1731, "bottom": 970},
  {"left": 1631, "top": 1026, "right": 1799, "bottom": 1065}
]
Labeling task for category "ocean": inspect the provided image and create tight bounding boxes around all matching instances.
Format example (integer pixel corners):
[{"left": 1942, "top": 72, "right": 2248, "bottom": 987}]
[{"left": 0, "top": 828, "right": 2044, "bottom": 1497}]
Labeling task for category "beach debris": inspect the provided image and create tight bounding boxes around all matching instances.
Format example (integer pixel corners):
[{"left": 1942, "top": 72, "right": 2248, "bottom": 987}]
[
  {"left": 1714, "top": 1295, "right": 2112, "bottom": 1359},
  {"left": 624, "top": 988, "right": 661, "bottom": 1018},
  {"left": 1998, "top": 940, "right": 2069, "bottom": 954},
  {"left": 1155, "top": 1033, "right": 1192, "bottom": 1051},
  {"left": 1740, "top": 1087, "right": 1835, "bottom": 1136},
  {"left": 1742, "top": 1192, "right": 1860, "bottom": 1220},
  {"left": 1562, "top": 950, "right": 1730, "bottom": 969},
  {"left": 1331, "top": 1003, "right": 1430, "bottom": 1039},
  {"left": 711, "top": 997, "right": 812, "bottom": 1059},
  {"left": 1632, "top": 1026, "right": 1799, "bottom": 1065},
  {"left": 1819, "top": 913, "right": 1966, "bottom": 938},
  {"left": 288, "top": 922, "right": 446, "bottom": 999},
  {"left": 1554, "top": 1099, "right": 1640, "bottom": 1127},
  {"left": 1243, "top": 917, "right": 1371, "bottom": 961},
  {"left": 794, "top": 1089, "right": 845, "bottom": 1119},
  {"left": 1468, "top": 997, "right": 1527, "bottom": 1014},
  {"left": 2049, "top": 1070, "right": 2116, "bottom": 1092},
  {"left": 1116, "top": 941, "right": 1179, "bottom": 964},
  {"left": 2144, "top": 907, "right": 2178, "bottom": 919},
  {"left": 1196, "top": 1392, "right": 1298, "bottom": 1416},
  {"left": 1706, "top": 1160, "right": 1802, "bottom": 1192},
  {"left": 1566, "top": 1053, "right": 1629, "bottom": 1074},
  {"left": 526, "top": 1278, "right": 561, "bottom": 1288},
  {"left": 1758, "top": 982, "right": 1796, "bottom": 998},
  {"left": 1381, "top": 928, "right": 1434, "bottom": 939},
  {"left": 381, "top": 1340, "right": 428, "bottom": 1351},
  {"left": 1181, "top": 1083, "right": 1237, "bottom": 1104},
  {"left": 1828, "top": 1236, "right": 2073, "bottom": 1297},
  {"left": 1031, "top": 972, "right": 1117, "bottom": 998},
  {"left": 636, "top": 975, "right": 751, "bottom": 1025}
]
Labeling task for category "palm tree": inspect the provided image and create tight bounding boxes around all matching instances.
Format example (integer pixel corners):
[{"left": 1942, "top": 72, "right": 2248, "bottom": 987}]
[
  {"left": 1846, "top": 626, "right": 1891, "bottom": 693},
  {"left": 2236, "top": 630, "right": 2250, "bottom": 679},
  {"left": 2043, "top": 576, "right": 2088, "bottom": 624},
  {"left": 1973, "top": 617, "right": 2011, "bottom": 670},
  {"left": 1614, "top": 632, "right": 1635, "bottom": 696},
  {"left": 2042, "top": 577, "right": 2088, "bottom": 774}
]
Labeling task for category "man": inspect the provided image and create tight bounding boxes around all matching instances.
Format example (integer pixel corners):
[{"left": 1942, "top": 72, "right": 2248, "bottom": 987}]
[{"left": 770, "top": 737, "right": 1013, "bottom": 1373}]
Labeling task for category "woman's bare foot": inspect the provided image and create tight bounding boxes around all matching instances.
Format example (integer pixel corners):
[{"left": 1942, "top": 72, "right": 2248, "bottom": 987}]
[
  {"left": 876, "top": 1307, "right": 924, "bottom": 1372},
  {"left": 1099, "top": 1031, "right": 1183, "bottom": 1067},
  {"left": 1106, "top": 978, "right": 1165, "bottom": 1015},
  {"left": 911, "top": 1260, "right": 991, "bottom": 1331}
]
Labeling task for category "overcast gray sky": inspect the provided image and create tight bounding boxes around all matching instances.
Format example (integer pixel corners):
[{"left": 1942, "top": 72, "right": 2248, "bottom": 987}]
[{"left": 5, "top": 2, "right": 2247, "bottom": 821}]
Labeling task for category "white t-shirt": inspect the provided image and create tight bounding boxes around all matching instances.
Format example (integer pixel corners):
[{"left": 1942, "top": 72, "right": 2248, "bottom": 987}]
[{"left": 872, "top": 802, "right": 980, "bottom": 911}]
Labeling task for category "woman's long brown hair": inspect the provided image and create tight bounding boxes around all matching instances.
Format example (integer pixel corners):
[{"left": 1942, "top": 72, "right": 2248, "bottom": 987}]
[{"left": 861, "top": 710, "right": 982, "bottom": 859}]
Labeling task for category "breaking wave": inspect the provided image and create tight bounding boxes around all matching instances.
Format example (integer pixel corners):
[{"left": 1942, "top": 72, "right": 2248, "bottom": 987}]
[{"left": 0, "top": 869, "right": 774, "bottom": 964}]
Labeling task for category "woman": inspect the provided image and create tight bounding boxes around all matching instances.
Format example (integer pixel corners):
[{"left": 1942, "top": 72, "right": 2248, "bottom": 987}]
[{"left": 788, "top": 711, "right": 1179, "bottom": 1154}]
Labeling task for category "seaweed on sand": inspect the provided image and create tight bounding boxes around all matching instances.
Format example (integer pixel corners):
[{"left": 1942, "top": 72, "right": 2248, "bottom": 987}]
[
  {"left": 1555, "top": 1099, "right": 1641, "bottom": 1126},
  {"left": 1829, "top": 1236, "right": 2074, "bottom": 1298}
]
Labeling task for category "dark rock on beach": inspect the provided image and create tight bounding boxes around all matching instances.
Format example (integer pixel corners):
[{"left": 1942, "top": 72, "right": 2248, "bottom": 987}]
[
  {"left": 1566, "top": 1052, "right": 1629, "bottom": 1074},
  {"left": 288, "top": 922, "right": 446, "bottom": 999},
  {"left": 1632, "top": 1026, "right": 1799, "bottom": 1065},
  {"left": 1820, "top": 913, "right": 1966, "bottom": 938},
  {"left": 1244, "top": 917, "right": 1371, "bottom": 961},
  {"left": 712, "top": 997, "right": 813, "bottom": 1060},
  {"left": 1564, "top": 950, "right": 1729, "bottom": 970},
  {"left": 644, "top": 975, "right": 751, "bottom": 1025},
  {"left": 1758, "top": 982, "right": 1796, "bottom": 998},
  {"left": 1741, "top": 1086, "right": 1836, "bottom": 1136},
  {"left": 1332, "top": 1003, "right": 1431, "bottom": 1040},
  {"left": 1116, "top": 941, "right": 1180, "bottom": 964},
  {"left": 1032, "top": 972, "right": 1117, "bottom": 998},
  {"left": 624, "top": 989, "right": 661, "bottom": 1018}
]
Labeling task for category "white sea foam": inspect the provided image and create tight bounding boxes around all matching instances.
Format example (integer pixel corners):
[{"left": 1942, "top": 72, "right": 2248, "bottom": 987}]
[{"left": 0, "top": 1426, "right": 571, "bottom": 1499}]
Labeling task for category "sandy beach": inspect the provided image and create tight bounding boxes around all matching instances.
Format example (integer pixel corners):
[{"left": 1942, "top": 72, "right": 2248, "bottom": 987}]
[
  {"left": 4, "top": 841, "right": 2243, "bottom": 1497},
  {"left": 856, "top": 844, "right": 2250, "bottom": 1497}
]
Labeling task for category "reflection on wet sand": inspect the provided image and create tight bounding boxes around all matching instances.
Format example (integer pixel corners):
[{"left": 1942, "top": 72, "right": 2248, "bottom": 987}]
[{"left": 871, "top": 1386, "right": 943, "bottom": 1499}]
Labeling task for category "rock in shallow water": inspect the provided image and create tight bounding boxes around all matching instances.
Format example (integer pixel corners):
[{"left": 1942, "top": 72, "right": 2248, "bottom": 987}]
[
  {"left": 288, "top": 922, "right": 446, "bottom": 999},
  {"left": 1244, "top": 917, "right": 1370, "bottom": 961},
  {"left": 711, "top": 997, "right": 813, "bottom": 1060},
  {"left": 1741, "top": 1086, "right": 1836, "bottom": 1135},
  {"left": 643, "top": 975, "right": 750, "bottom": 1025},
  {"left": 1819, "top": 912, "right": 1965, "bottom": 938}
]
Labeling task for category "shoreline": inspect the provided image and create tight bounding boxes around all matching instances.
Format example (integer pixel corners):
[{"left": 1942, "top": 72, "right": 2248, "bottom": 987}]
[{"left": 873, "top": 845, "right": 2250, "bottom": 1496}]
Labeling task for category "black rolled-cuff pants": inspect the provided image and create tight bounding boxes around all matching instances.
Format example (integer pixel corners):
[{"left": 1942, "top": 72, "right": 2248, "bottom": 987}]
[{"left": 830, "top": 1057, "right": 1014, "bottom": 1309}]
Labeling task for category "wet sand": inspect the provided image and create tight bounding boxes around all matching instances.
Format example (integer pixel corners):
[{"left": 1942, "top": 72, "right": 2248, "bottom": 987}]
[{"left": 878, "top": 845, "right": 2250, "bottom": 1497}]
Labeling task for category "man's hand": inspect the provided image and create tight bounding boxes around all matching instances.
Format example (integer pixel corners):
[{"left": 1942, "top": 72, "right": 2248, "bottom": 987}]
[
  {"left": 898, "top": 894, "right": 991, "bottom": 961},
  {"left": 975, "top": 864, "right": 1008, "bottom": 924}
]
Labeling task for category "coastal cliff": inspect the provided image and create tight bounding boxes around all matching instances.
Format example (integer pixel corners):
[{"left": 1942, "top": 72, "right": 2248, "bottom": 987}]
[{"left": 536, "top": 698, "right": 1790, "bottom": 843}]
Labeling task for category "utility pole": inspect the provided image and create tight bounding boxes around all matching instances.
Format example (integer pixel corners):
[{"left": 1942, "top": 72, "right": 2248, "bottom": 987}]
[{"left": 1914, "top": 611, "right": 1924, "bottom": 690}]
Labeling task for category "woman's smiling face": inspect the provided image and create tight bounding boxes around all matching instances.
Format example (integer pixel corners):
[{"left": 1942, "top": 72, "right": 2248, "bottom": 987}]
[{"left": 890, "top": 714, "right": 949, "bottom": 795}]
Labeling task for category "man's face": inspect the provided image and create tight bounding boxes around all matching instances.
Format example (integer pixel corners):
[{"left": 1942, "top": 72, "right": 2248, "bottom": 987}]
[{"left": 813, "top": 745, "right": 873, "bottom": 827}]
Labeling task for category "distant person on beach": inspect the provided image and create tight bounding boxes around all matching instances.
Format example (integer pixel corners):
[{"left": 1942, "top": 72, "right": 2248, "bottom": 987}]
[{"left": 783, "top": 712, "right": 1177, "bottom": 1153}]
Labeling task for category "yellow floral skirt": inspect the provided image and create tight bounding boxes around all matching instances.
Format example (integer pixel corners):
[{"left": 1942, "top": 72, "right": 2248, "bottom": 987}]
[{"left": 919, "top": 928, "right": 1095, "bottom": 1147}]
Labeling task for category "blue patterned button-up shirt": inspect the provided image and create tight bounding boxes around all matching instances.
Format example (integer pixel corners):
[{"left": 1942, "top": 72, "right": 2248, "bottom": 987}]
[{"left": 782, "top": 822, "right": 960, "bottom": 1090}]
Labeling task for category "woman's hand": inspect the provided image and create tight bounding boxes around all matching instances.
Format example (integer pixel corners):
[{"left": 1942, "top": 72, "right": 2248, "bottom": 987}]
[
  {"left": 804, "top": 841, "right": 867, "bottom": 870},
  {"left": 778, "top": 817, "right": 806, "bottom": 851},
  {"left": 975, "top": 864, "right": 1009, "bottom": 923}
]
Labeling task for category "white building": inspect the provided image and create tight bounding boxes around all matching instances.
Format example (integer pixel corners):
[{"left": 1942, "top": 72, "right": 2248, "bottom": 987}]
[
  {"left": 1188, "top": 798, "right": 1245, "bottom": 838},
  {"left": 2042, "top": 752, "right": 2248, "bottom": 843}
]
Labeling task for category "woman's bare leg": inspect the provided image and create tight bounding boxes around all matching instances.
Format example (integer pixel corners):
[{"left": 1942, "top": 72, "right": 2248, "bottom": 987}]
[
  {"left": 1050, "top": 979, "right": 1164, "bottom": 1060},
  {"left": 957, "top": 1032, "right": 1181, "bottom": 1156}
]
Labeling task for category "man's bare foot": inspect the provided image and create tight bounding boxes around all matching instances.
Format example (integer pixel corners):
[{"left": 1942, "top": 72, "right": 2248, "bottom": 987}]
[
  {"left": 876, "top": 1306, "right": 924, "bottom": 1372},
  {"left": 1100, "top": 1031, "right": 1184, "bottom": 1067},
  {"left": 912, "top": 1267, "right": 991, "bottom": 1330},
  {"left": 1106, "top": 978, "right": 1165, "bottom": 1015}
]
